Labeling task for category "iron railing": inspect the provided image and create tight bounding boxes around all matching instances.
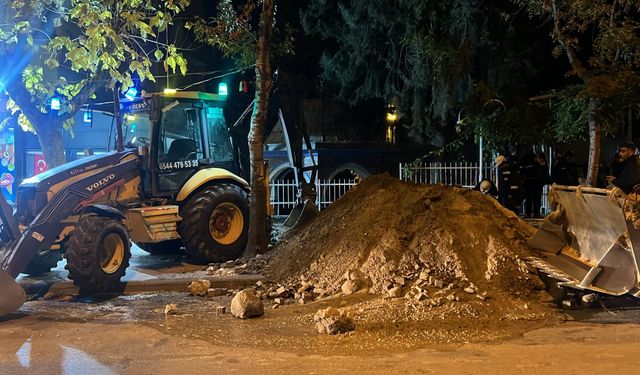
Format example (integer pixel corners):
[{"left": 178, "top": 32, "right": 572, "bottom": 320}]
[{"left": 270, "top": 179, "right": 359, "bottom": 217}]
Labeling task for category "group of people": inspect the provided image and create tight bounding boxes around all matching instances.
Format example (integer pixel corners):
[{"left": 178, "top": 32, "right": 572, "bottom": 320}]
[
  {"left": 492, "top": 150, "right": 550, "bottom": 218},
  {"left": 475, "top": 142, "right": 640, "bottom": 217}
]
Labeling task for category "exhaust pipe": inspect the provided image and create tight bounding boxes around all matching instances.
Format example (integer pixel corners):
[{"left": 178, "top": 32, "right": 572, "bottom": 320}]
[{"left": 0, "top": 269, "right": 26, "bottom": 316}]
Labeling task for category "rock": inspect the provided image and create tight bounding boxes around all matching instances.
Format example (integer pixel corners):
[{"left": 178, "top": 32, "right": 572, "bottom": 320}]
[
  {"left": 387, "top": 286, "right": 403, "bottom": 298},
  {"left": 298, "top": 282, "right": 313, "bottom": 293},
  {"left": 221, "top": 260, "right": 235, "bottom": 268},
  {"left": 215, "top": 306, "right": 226, "bottom": 315},
  {"left": 476, "top": 292, "right": 488, "bottom": 301},
  {"left": 230, "top": 289, "right": 264, "bottom": 319},
  {"left": 463, "top": 287, "right": 476, "bottom": 294},
  {"left": 164, "top": 303, "right": 178, "bottom": 315},
  {"left": 446, "top": 293, "right": 456, "bottom": 301},
  {"left": 275, "top": 286, "right": 287, "bottom": 296},
  {"left": 255, "top": 280, "right": 264, "bottom": 288},
  {"left": 419, "top": 271, "right": 430, "bottom": 280},
  {"left": 414, "top": 292, "right": 428, "bottom": 301},
  {"left": 274, "top": 298, "right": 285, "bottom": 305},
  {"left": 394, "top": 276, "right": 406, "bottom": 286},
  {"left": 206, "top": 266, "right": 216, "bottom": 275},
  {"left": 434, "top": 279, "right": 444, "bottom": 288},
  {"left": 189, "top": 280, "right": 211, "bottom": 296},
  {"left": 313, "top": 307, "right": 355, "bottom": 335},
  {"left": 341, "top": 279, "right": 360, "bottom": 295}
]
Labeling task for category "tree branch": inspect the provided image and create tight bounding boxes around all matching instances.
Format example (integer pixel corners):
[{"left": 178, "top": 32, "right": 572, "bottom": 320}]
[{"left": 551, "top": 0, "right": 590, "bottom": 82}]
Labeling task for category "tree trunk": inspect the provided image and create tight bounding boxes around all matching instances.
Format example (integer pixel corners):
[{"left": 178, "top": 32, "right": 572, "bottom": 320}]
[
  {"left": 5, "top": 79, "right": 67, "bottom": 168},
  {"left": 113, "top": 85, "right": 124, "bottom": 152},
  {"left": 586, "top": 98, "right": 601, "bottom": 186},
  {"left": 36, "top": 124, "right": 67, "bottom": 168},
  {"left": 244, "top": 0, "right": 275, "bottom": 258}
]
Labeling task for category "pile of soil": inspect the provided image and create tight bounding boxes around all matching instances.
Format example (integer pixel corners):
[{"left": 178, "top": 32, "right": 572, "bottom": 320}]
[{"left": 255, "top": 173, "right": 558, "bottom": 337}]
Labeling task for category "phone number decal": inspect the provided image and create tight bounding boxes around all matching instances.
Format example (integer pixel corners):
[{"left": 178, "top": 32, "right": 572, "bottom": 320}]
[{"left": 159, "top": 160, "right": 199, "bottom": 170}]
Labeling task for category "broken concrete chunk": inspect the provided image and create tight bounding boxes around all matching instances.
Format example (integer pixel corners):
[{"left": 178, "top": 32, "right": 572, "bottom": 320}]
[
  {"left": 434, "top": 279, "right": 444, "bottom": 288},
  {"left": 206, "top": 266, "right": 216, "bottom": 275},
  {"left": 255, "top": 280, "right": 264, "bottom": 288},
  {"left": 297, "top": 282, "right": 313, "bottom": 294},
  {"left": 414, "top": 292, "right": 428, "bottom": 301},
  {"left": 215, "top": 306, "right": 226, "bottom": 315},
  {"left": 230, "top": 289, "right": 264, "bottom": 319},
  {"left": 463, "top": 287, "right": 476, "bottom": 294},
  {"left": 164, "top": 303, "right": 178, "bottom": 315},
  {"left": 276, "top": 286, "right": 287, "bottom": 296},
  {"left": 394, "top": 276, "right": 406, "bottom": 286},
  {"left": 446, "top": 293, "right": 456, "bottom": 301},
  {"left": 387, "top": 286, "right": 403, "bottom": 298},
  {"left": 189, "top": 279, "right": 211, "bottom": 296},
  {"left": 476, "top": 292, "right": 488, "bottom": 301},
  {"left": 313, "top": 307, "right": 355, "bottom": 335},
  {"left": 341, "top": 279, "right": 360, "bottom": 295}
]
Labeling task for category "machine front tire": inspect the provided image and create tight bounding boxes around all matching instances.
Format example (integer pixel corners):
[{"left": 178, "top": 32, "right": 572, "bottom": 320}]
[
  {"left": 179, "top": 184, "right": 249, "bottom": 263},
  {"left": 22, "top": 250, "right": 63, "bottom": 276},
  {"left": 64, "top": 215, "right": 131, "bottom": 294}
]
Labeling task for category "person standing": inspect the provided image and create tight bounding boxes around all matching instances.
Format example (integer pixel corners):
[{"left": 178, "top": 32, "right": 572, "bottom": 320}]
[
  {"left": 496, "top": 155, "right": 522, "bottom": 213},
  {"left": 551, "top": 150, "right": 579, "bottom": 186},
  {"left": 606, "top": 142, "right": 640, "bottom": 194},
  {"left": 520, "top": 151, "right": 549, "bottom": 218}
]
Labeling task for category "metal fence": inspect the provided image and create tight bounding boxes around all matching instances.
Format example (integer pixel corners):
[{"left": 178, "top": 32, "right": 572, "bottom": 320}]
[
  {"left": 270, "top": 179, "right": 359, "bottom": 217},
  {"left": 399, "top": 161, "right": 550, "bottom": 215},
  {"left": 270, "top": 162, "right": 551, "bottom": 217},
  {"left": 398, "top": 162, "right": 497, "bottom": 188}
]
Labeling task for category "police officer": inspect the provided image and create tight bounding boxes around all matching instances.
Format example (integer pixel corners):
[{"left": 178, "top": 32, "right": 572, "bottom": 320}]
[{"left": 495, "top": 155, "right": 522, "bottom": 213}]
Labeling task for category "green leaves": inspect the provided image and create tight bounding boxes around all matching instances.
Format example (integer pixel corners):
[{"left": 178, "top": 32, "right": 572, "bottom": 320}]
[{"left": 0, "top": 0, "right": 192, "bottom": 123}]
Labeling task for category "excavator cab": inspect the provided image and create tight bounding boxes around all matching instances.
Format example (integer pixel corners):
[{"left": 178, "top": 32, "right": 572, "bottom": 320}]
[{"left": 120, "top": 92, "right": 240, "bottom": 196}]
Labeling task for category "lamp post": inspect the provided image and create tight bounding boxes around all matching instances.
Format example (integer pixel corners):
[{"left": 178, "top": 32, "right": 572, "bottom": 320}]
[
  {"left": 457, "top": 99, "right": 506, "bottom": 181},
  {"left": 480, "top": 99, "right": 506, "bottom": 181}
]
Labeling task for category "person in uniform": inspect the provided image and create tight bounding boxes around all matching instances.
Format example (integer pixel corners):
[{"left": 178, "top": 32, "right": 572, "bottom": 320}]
[{"left": 495, "top": 155, "right": 522, "bottom": 213}]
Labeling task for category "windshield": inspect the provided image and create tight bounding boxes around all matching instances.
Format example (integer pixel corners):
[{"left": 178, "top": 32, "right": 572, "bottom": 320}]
[{"left": 122, "top": 110, "right": 152, "bottom": 148}]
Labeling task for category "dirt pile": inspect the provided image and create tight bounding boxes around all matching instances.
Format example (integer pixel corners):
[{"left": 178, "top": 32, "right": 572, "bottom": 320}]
[{"left": 258, "top": 174, "right": 554, "bottom": 322}]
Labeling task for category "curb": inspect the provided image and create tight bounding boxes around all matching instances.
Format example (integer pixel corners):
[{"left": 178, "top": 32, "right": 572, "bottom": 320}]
[{"left": 20, "top": 275, "right": 264, "bottom": 298}]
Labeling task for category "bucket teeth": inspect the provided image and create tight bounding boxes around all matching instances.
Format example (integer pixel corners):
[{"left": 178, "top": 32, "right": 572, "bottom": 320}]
[{"left": 527, "top": 256, "right": 574, "bottom": 282}]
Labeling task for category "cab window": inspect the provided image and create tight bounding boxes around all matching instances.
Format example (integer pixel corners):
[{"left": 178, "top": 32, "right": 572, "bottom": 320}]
[
  {"left": 205, "top": 107, "right": 233, "bottom": 163},
  {"left": 159, "top": 106, "right": 204, "bottom": 163}
]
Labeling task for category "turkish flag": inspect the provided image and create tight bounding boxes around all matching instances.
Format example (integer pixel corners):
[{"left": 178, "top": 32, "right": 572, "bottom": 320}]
[{"left": 34, "top": 154, "right": 48, "bottom": 174}]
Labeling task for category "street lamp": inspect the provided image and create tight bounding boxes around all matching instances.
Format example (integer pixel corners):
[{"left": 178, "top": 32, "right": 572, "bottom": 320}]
[
  {"left": 480, "top": 99, "right": 506, "bottom": 180},
  {"left": 386, "top": 105, "right": 397, "bottom": 144},
  {"left": 457, "top": 99, "right": 506, "bottom": 181}
]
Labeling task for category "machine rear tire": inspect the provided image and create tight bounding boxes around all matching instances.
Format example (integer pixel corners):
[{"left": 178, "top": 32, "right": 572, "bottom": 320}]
[
  {"left": 179, "top": 184, "right": 249, "bottom": 262},
  {"left": 136, "top": 240, "right": 183, "bottom": 255},
  {"left": 64, "top": 215, "right": 131, "bottom": 294},
  {"left": 22, "top": 250, "right": 63, "bottom": 276}
]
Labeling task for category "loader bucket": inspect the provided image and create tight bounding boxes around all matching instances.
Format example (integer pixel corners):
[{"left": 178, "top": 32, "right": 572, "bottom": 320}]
[
  {"left": 281, "top": 199, "right": 320, "bottom": 231},
  {"left": 0, "top": 269, "right": 26, "bottom": 316},
  {"left": 528, "top": 185, "right": 640, "bottom": 296}
]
